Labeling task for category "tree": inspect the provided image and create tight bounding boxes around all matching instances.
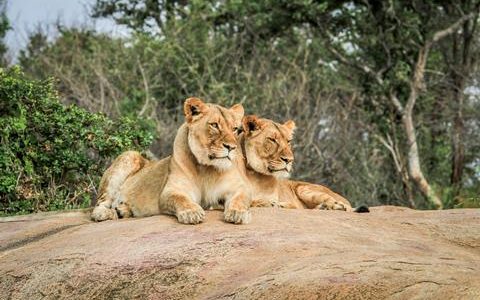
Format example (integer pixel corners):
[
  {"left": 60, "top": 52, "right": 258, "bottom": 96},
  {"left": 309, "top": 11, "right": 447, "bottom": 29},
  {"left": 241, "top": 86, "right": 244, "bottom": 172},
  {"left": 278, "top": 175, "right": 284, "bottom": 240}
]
[
  {"left": 439, "top": 1, "right": 480, "bottom": 193},
  {"left": 0, "top": 0, "right": 10, "bottom": 66},
  {"left": 92, "top": 0, "right": 189, "bottom": 34}
]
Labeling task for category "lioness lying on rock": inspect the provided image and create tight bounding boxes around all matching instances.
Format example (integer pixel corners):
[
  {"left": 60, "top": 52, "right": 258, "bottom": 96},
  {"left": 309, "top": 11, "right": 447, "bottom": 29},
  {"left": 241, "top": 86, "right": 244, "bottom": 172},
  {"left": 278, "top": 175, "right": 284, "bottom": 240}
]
[
  {"left": 240, "top": 115, "right": 368, "bottom": 212},
  {"left": 92, "top": 97, "right": 252, "bottom": 224}
]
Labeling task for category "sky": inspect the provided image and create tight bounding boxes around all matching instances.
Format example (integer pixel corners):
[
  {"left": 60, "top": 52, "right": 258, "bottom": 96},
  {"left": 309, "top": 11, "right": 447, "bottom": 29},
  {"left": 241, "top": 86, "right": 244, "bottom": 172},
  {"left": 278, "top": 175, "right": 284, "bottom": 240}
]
[{"left": 5, "top": 0, "right": 126, "bottom": 60}]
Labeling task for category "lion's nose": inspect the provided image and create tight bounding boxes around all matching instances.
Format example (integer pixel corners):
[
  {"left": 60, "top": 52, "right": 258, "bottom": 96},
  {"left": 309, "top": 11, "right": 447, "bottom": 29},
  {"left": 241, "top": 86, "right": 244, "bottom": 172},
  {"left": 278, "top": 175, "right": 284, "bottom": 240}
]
[
  {"left": 281, "top": 156, "right": 293, "bottom": 164},
  {"left": 223, "top": 143, "right": 236, "bottom": 152}
]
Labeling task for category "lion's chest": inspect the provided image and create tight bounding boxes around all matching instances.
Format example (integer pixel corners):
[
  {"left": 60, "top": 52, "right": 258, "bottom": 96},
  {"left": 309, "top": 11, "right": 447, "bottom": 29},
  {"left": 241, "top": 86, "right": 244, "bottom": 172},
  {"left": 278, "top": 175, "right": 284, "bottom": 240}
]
[{"left": 199, "top": 173, "right": 239, "bottom": 208}]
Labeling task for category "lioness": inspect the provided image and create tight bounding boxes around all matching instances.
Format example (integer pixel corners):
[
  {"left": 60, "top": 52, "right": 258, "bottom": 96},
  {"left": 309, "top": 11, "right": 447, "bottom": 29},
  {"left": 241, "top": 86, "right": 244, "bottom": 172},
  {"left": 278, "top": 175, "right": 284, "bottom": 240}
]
[
  {"left": 240, "top": 115, "right": 368, "bottom": 212},
  {"left": 91, "top": 97, "right": 252, "bottom": 224}
]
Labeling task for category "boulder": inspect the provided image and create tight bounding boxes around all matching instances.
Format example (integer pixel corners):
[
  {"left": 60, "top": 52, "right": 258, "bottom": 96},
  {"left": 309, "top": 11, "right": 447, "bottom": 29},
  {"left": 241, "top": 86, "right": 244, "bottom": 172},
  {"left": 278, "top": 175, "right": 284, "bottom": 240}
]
[{"left": 1, "top": 207, "right": 479, "bottom": 299}]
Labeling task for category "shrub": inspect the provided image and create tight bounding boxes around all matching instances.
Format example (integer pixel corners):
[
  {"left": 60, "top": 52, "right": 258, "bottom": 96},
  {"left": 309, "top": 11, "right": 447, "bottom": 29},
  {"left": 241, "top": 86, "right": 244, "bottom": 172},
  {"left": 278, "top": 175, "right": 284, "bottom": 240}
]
[{"left": 0, "top": 67, "right": 154, "bottom": 216}]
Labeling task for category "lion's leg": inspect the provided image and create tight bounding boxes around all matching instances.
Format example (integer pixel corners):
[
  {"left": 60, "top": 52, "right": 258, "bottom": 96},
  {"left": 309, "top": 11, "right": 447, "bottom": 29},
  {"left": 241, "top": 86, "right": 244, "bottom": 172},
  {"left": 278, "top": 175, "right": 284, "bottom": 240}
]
[
  {"left": 291, "top": 181, "right": 353, "bottom": 212},
  {"left": 277, "top": 200, "right": 303, "bottom": 209},
  {"left": 250, "top": 198, "right": 280, "bottom": 208},
  {"left": 160, "top": 190, "right": 205, "bottom": 224},
  {"left": 91, "top": 151, "right": 147, "bottom": 221},
  {"left": 224, "top": 192, "right": 251, "bottom": 224}
]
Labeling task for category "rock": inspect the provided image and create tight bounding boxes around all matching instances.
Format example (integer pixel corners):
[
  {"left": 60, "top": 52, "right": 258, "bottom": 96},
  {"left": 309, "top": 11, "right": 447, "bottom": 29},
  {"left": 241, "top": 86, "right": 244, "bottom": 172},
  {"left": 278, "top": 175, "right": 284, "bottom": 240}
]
[{"left": 0, "top": 207, "right": 479, "bottom": 299}]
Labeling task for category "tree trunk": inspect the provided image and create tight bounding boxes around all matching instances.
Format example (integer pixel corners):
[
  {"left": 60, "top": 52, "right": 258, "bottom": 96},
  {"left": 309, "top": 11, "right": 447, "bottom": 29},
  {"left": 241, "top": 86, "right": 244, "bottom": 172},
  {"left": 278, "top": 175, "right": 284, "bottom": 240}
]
[
  {"left": 394, "top": 46, "right": 444, "bottom": 209},
  {"left": 402, "top": 107, "right": 443, "bottom": 209},
  {"left": 451, "top": 81, "right": 465, "bottom": 190}
]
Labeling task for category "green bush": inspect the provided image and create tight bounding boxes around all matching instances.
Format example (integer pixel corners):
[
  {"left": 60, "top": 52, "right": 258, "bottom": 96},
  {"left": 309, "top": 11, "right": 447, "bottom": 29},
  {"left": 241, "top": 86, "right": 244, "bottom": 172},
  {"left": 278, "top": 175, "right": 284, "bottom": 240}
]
[{"left": 0, "top": 67, "right": 154, "bottom": 216}]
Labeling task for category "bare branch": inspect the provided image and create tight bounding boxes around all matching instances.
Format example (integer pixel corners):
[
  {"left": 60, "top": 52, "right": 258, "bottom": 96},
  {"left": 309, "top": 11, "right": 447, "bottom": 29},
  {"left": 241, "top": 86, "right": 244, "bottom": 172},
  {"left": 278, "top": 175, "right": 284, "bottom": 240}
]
[
  {"left": 431, "top": 11, "right": 479, "bottom": 44},
  {"left": 407, "top": 10, "right": 479, "bottom": 115},
  {"left": 389, "top": 92, "right": 404, "bottom": 114},
  {"left": 375, "top": 134, "right": 402, "bottom": 174},
  {"left": 137, "top": 58, "right": 150, "bottom": 117}
]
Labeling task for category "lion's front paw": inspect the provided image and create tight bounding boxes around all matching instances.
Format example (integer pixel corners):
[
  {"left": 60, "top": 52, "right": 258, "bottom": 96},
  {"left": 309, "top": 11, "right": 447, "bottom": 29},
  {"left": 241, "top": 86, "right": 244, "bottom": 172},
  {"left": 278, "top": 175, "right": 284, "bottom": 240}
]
[
  {"left": 315, "top": 200, "right": 348, "bottom": 211},
  {"left": 250, "top": 199, "right": 274, "bottom": 208},
  {"left": 270, "top": 201, "right": 282, "bottom": 208},
  {"left": 114, "top": 202, "right": 132, "bottom": 219},
  {"left": 176, "top": 204, "right": 206, "bottom": 224},
  {"left": 224, "top": 208, "right": 251, "bottom": 224},
  {"left": 91, "top": 205, "right": 118, "bottom": 222}
]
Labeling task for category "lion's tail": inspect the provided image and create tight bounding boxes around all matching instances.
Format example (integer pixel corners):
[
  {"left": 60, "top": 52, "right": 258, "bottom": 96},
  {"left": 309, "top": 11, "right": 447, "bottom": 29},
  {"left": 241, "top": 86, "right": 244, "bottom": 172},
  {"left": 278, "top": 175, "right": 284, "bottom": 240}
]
[{"left": 353, "top": 204, "right": 370, "bottom": 213}]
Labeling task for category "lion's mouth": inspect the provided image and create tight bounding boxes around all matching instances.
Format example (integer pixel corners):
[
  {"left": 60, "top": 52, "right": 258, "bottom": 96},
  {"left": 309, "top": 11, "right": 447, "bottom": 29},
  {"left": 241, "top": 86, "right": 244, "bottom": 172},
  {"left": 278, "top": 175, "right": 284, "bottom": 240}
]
[
  {"left": 209, "top": 154, "right": 231, "bottom": 161},
  {"left": 268, "top": 167, "right": 289, "bottom": 173}
]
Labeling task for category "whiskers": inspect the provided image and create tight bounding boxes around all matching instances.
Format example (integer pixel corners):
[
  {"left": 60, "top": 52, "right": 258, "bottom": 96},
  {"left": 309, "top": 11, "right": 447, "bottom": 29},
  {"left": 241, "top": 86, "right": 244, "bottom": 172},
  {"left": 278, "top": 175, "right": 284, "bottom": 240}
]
[
  {"left": 268, "top": 160, "right": 292, "bottom": 178},
  {"left": 208, "top": 147, "right": 235, "bottom": 161},
  {"left": 208, "top": 147, "right": 236, "bottom": 171}
]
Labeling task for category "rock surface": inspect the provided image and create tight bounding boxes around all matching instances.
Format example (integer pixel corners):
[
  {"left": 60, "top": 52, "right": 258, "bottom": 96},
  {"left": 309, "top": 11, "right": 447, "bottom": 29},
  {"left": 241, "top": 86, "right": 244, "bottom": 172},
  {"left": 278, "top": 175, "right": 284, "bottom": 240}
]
[{"left": 0, "top": 206, "right": 479, "bottom": 299}]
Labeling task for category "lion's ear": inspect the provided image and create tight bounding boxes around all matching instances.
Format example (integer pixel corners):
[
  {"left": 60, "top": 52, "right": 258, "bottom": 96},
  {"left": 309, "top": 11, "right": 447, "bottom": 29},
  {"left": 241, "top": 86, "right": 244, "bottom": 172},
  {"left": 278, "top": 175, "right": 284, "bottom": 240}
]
[
  {"left": 184, "top": 97, "right": 208, "bottom": 123},
  {"left": 230, "top": 103, "right": 244, "bottom": 122},
  {"left": 243, "top": 115, "right": 263, "bottom": 135},
  {"left": 283, "top": 120, "right": 296, "bottom": 135}
]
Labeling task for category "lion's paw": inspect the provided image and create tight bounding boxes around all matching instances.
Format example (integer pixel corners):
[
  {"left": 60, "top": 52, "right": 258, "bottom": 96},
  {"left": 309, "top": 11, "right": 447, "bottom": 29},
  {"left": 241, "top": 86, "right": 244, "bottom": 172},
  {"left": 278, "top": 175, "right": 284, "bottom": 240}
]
[
  {"left": 176, "top": 204, "right": 206, "bottom": 224},
  {"left": 270, "top": 201, "right": 282, "bottom": 208},
  {"left": 114, "top": 202, "right": 132, "bottom": 219},
  {"left": 315, "top": 201, "right": 348, "bottom": 211},
  {"left": 91, "top": 205, "right": 118, "bottom": 222},
  {"left": 224, "top": 208, "right": 251, "bottom": 224},
  {"left": 250, "top": 199, "right": 275, "bottom": 208}
]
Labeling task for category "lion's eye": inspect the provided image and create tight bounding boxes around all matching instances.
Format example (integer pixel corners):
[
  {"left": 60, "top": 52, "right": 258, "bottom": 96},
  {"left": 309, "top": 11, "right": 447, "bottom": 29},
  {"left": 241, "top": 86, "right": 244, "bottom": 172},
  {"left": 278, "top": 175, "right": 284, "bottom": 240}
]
[
  {"left": 234, "top": 127, "right": 243, "bottom": 134},
  {"left": 209, "top": 122, "right": 219, "bottom": 129},
  {"left": 268, "top": 137, "right": 277, "bottom": 144}
]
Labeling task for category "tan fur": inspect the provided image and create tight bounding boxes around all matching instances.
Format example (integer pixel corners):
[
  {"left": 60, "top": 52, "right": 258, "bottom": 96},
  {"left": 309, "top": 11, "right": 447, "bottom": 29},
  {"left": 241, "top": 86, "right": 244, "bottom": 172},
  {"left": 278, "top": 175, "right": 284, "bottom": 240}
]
[
  {"left": 91, "top": 98, "right": 252, "bottom": 224},
  {"left": 241, "top": 115, "right": 353, "bottom": 211},
  {"left": 91, "top": 151, "right": 148, "bottom": 221}
]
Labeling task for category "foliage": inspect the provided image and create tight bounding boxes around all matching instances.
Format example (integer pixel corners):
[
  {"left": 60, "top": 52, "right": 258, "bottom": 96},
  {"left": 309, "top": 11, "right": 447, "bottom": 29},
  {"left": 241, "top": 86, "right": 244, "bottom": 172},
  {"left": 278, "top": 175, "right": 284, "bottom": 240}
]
[
  {"left": 0, "top": 67, "right": 154, "bottom": 216},
  {"left": 92, "top": 0, "right": 190, "bottom": 34}
]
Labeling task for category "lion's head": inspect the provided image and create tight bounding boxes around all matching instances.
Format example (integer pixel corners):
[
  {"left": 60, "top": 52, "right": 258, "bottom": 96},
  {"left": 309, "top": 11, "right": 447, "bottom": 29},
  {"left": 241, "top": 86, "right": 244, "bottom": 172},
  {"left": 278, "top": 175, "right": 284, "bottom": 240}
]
[
  {"left": 184, "top": 97, "right": 244, "bottom": 170},
  {"left": 242, "top": 115, "right": 295, "bottom": 179}
]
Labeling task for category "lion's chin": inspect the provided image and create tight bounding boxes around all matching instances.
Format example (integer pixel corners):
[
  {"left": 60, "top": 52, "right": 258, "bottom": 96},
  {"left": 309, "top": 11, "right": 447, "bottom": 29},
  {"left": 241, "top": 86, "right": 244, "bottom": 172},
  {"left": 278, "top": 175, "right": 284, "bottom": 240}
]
[
  {"left": 209, "top": 158, "right": 233, "bottom": 171},
  {"left": 271, "top": 170, "right": 291, "bottom": 179}
]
